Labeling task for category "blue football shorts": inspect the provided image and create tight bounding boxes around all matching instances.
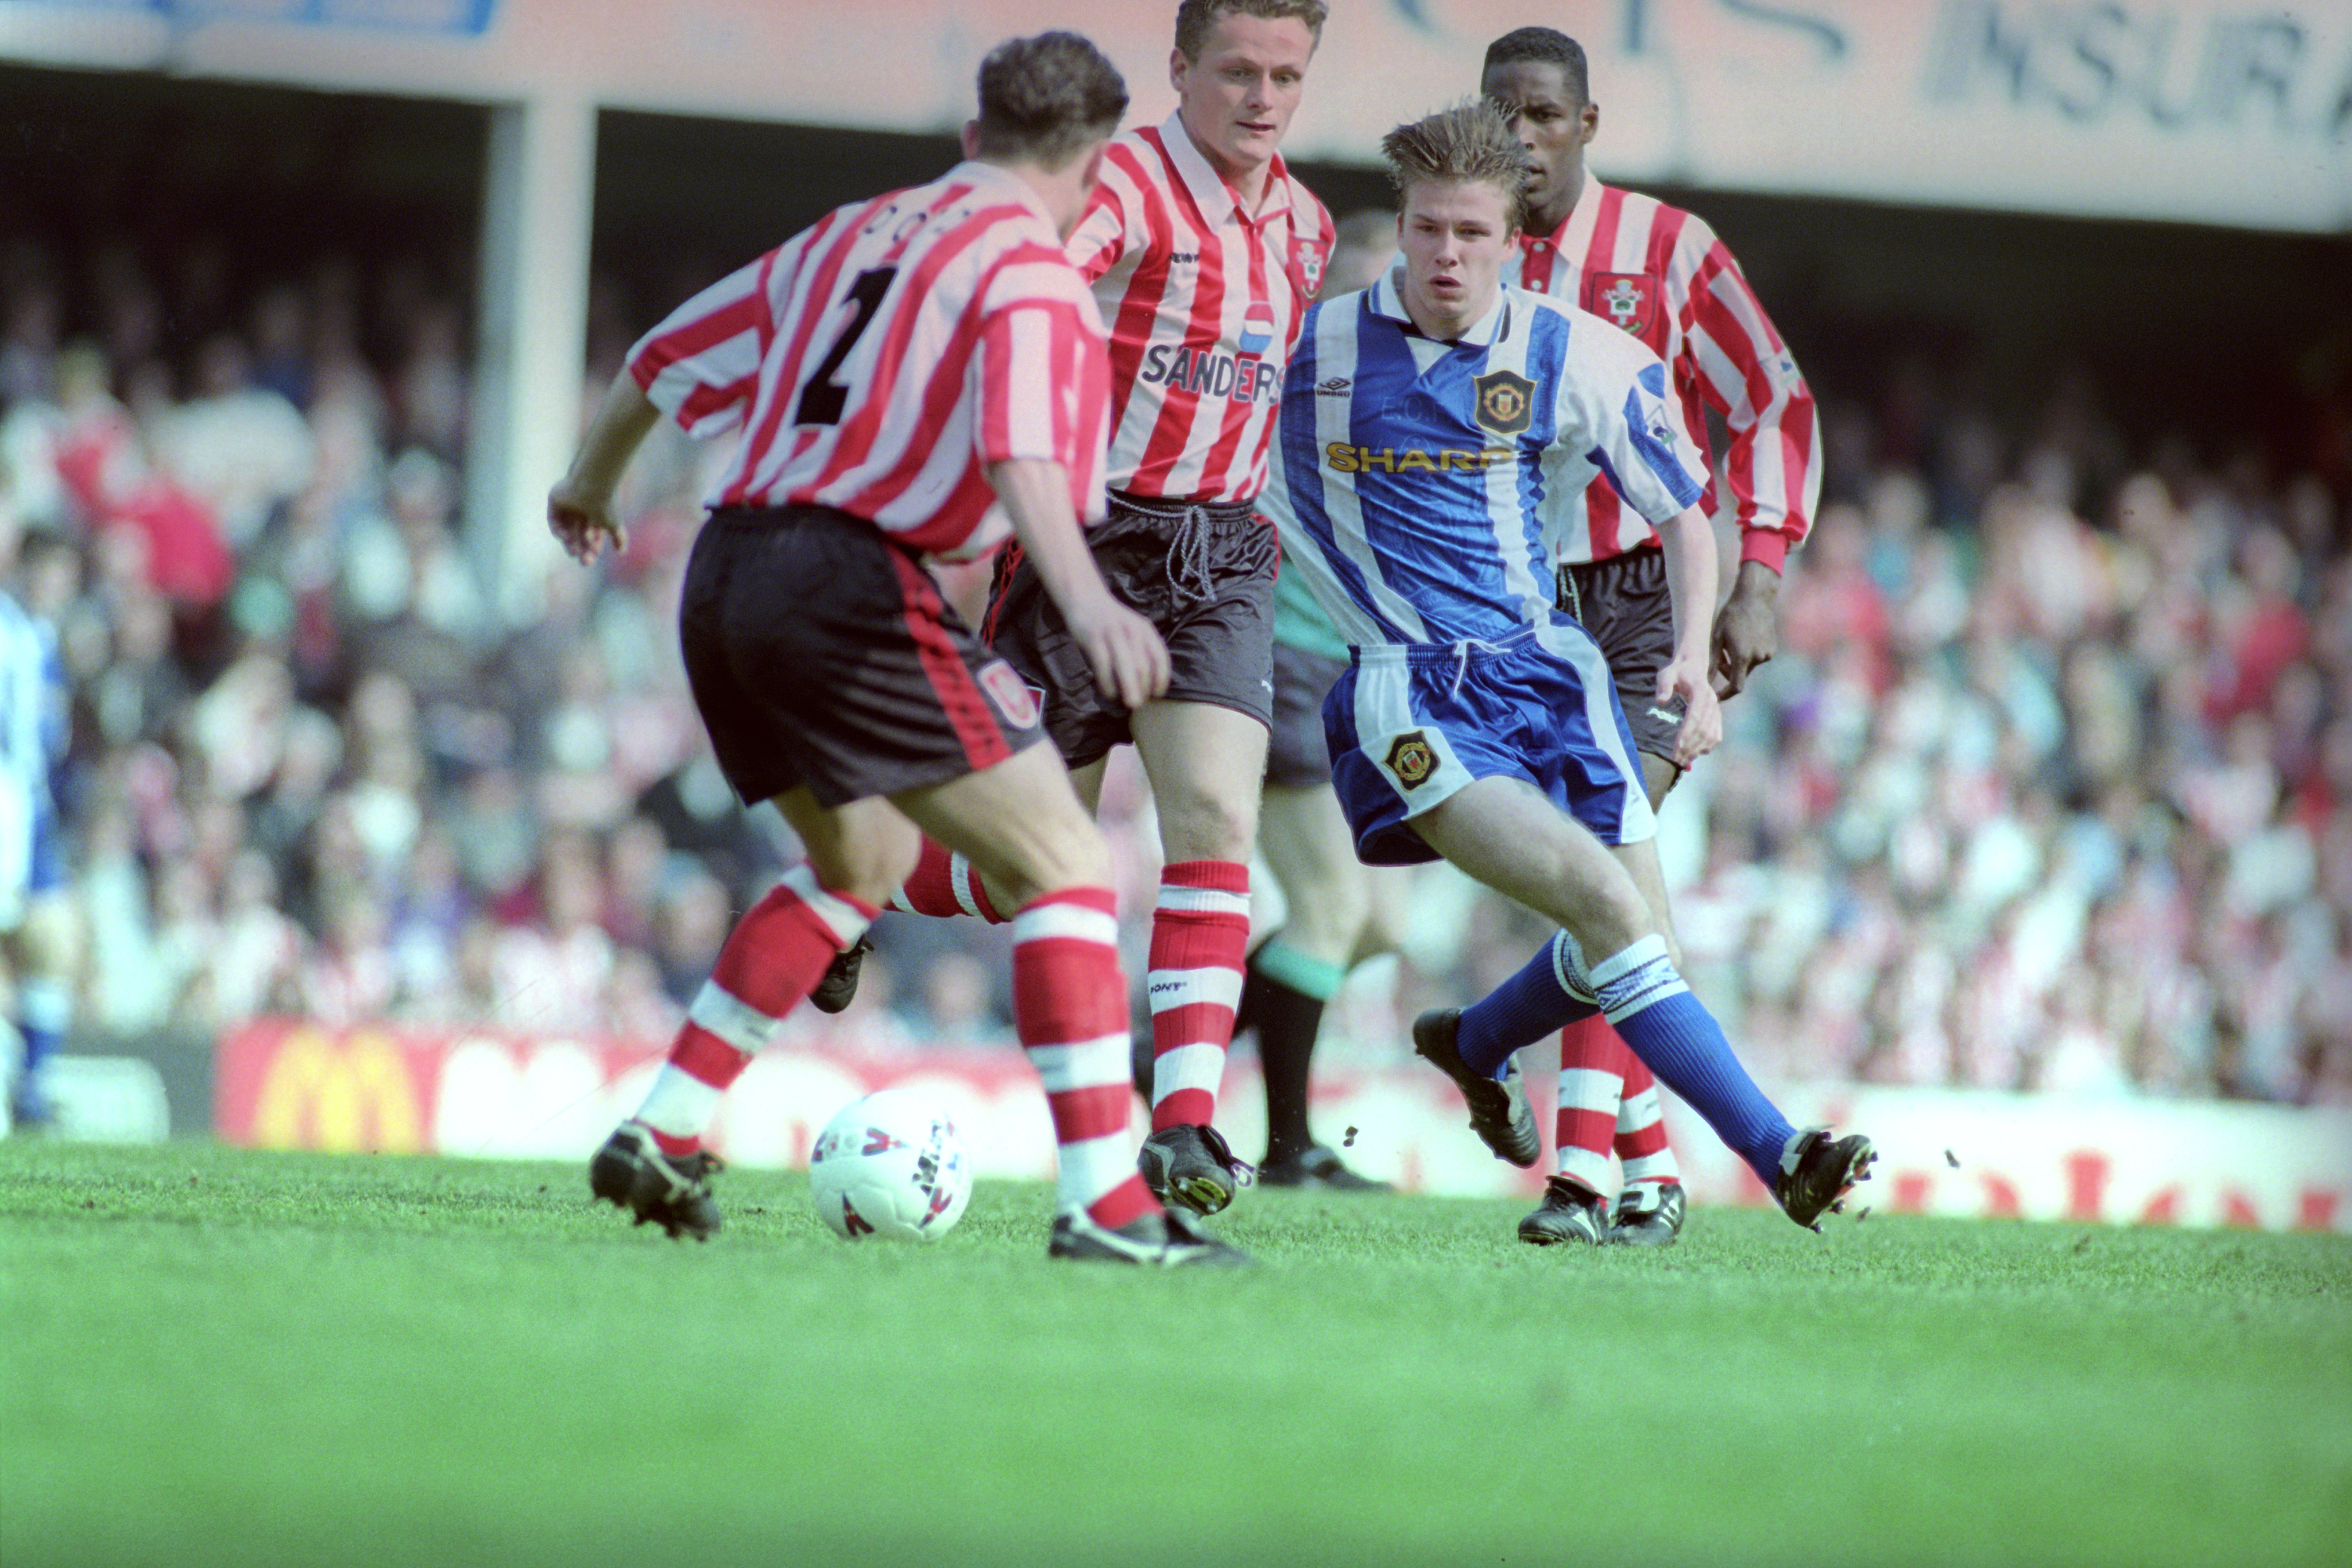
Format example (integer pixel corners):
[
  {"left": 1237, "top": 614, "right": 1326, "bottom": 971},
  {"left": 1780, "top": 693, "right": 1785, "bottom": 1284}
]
[{"left": 1322, "top": 621, "right": 1657, "bottom": 867}]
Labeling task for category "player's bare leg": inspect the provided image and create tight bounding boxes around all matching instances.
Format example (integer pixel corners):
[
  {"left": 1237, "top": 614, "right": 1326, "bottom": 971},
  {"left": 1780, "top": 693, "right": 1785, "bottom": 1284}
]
[
  {"left": 901, "top": 742, "right": 1247, "bottom": 1264},
  {"left": 593, "top": 788, "right": 915, "bottom": 1241},
  {"left": 1408, "top": 776, "right": 1872, "bottom": 1230},
  {"left": 1124, "top": 698, "right": 1267, "bottom": 1215},
  {"left": 1540, "top": 747, "right": 1695, "bottom": 1241}
]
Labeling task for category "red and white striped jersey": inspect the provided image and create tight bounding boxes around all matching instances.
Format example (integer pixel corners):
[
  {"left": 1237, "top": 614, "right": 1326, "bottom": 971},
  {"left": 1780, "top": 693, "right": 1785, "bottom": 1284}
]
[
  {"left": 1508, "top": 179, "right": 1820, "bottom": 570},
  {"left": 1067, "top": 113, "right": 1336, "bottom": 504},
  {"left": 627, "top": 160, "right": 1111, "bottom": 560}
]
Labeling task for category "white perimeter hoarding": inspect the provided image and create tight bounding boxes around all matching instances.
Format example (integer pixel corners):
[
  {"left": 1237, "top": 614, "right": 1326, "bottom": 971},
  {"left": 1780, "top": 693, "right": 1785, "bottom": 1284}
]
[
  {"left": 209, "top": 1020, "right": 2352, "bottom": 1233},
  {"left": 3, "top": 0, "right": 2348, "bottom": 231}
]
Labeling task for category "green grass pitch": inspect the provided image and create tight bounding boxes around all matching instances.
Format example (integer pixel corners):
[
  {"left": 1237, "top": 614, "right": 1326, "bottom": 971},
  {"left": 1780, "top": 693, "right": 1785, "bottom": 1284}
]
[{"left": 3, "top": 1140, "right": 2347, "bottom": 1568}]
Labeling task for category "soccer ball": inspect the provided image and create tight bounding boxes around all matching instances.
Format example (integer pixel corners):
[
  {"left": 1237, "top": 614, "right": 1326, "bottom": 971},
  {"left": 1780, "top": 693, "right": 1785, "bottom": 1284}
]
[{"left": 808, "top": 1089, "right": 972, "bottom": 1242}]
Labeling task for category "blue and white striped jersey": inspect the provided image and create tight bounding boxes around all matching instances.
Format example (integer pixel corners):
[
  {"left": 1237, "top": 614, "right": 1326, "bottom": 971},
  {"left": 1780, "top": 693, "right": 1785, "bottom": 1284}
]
[
  {"left": 0, "top": 590, "right": 65, "bottom": 911},
  {"left": 1259, "top": 273, "right": 1707, "bottom": 649}
]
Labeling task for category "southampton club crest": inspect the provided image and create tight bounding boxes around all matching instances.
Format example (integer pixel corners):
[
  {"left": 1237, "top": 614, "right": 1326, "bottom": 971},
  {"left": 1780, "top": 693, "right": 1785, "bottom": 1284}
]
[
  {"left": 1384, "top": 729, "right": 1440, "bottom": 790},
  {"left": 977, "top": 660, "right": 1041, "bottom": 730},
  {"left": 1473, "top": 370, "right": 1536, "bottom": 438},
  {"left": 1589, "top": 272, "right": 1658, "bottom": 338},
  {"left": 1293, "top": 239, "right": 1325, "bottom": 299}
]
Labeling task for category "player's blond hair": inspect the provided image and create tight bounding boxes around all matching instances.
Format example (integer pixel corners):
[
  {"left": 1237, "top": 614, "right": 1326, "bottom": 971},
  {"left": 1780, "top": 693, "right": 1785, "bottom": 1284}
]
[
  {"left": 1379, "top": 100, "right": 1534, "bottom": 233},
  {"left": 1174, "top": 0, "right": 1328, "bottom": 59},
  {"left": 973, "top": 32, "right": 1130, "bottom": 169}
]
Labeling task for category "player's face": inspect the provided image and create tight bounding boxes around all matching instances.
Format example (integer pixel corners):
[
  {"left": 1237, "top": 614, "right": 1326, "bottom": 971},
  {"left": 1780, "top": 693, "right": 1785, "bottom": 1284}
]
[
  {"left": 1482, "top": 60, "right": 1599, "bottom": 226},
  {"left": 1171, "top": 11, "right": 1317, "bottom": 185},
  {"left": 1396, "top": 177, "right": 1515, "bottom": 338}
]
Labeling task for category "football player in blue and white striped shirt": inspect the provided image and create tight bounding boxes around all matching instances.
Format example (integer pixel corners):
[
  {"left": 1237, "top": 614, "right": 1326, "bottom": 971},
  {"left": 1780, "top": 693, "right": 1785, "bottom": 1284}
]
[
  {"left": 1256, "top": 100, "right": 1874, "bottom": 1234},
  {"left": 0, "top": 514, "right": 76, "bottom": 1135}
]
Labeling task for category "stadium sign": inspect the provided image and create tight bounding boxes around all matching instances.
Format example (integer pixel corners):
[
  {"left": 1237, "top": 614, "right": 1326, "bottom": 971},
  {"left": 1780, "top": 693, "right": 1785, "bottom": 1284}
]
[
  {"left": 2, "top": 0, "right": 2345, "bottom": 231},
  {"left": 219, "top": 1021, "right": 427, "bottom": 1154},
  {"left": 210, "top": 1020, "right": 2352, "bottom": 1233}
]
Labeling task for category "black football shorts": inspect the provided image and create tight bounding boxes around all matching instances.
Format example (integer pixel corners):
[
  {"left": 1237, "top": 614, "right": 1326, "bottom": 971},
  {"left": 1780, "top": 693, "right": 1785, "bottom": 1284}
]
[
  {"left": 1556, "top": 544, "right": 1689, "bottom": 768},
  {"left": 984, "top": 491, "right": 1277, "bottom": 770},
  {"left": 1263, "top": 640, "right": 1347, "bottom": 789},
  {"left": 679, "top": 505, "right": 1047, "bottom": 808}
]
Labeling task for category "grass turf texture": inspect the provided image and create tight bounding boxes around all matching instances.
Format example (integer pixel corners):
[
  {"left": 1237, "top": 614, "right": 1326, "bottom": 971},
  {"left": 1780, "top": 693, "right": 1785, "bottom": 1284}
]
[{"left": 3, "top": 1142, "right": 2347, "bottom": 1568}]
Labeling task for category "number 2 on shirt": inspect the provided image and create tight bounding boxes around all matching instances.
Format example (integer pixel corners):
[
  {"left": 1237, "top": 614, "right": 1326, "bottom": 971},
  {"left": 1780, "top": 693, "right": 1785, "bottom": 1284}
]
[{"left": 795, "top": 266, "right": 898, "bottom": 426}]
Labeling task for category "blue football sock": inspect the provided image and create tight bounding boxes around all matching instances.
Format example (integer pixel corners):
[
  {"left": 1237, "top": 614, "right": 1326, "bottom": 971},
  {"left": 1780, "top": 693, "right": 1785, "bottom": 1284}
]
[
  {"left": 1586, "top": 937, "right": 1793, "bottom": 1184},
  {"left": 1454, "top": 934, "right": 1596, "bottom": 1078},
  {"left": 12, "top": 975, "right": 69, "bottom": 1118},
  {"left": 16, "top": 975, "right": 68, "bottom": 1076}
]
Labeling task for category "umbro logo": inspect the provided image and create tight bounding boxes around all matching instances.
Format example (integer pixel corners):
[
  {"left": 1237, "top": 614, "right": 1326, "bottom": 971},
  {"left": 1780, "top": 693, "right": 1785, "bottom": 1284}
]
[{"left": 1316, "top": 377, "right": 1353, "bottom": 396}]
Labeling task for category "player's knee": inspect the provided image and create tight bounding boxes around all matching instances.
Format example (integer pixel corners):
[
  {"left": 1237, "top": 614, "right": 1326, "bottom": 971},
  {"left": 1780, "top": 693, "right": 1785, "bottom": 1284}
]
[
  {"left": 1555, "top": 862, "right": 1657, "bottom": 959},
  {"left": 989, "top": 820, "right": 1113, "bottom": 910},
  {"left": 1290, "top": 873, "right": 1370, "bottom": 955},
  {"left": 1154, "top": 784, "right": 1258, "bottom": 865},
  {"left": 806, "top": 831, "right": 922, "bottom": 911}
]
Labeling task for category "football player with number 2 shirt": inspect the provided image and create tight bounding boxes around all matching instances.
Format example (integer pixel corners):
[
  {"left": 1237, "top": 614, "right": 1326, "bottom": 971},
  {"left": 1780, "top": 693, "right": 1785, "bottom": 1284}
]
[{"left": 551, "top": 33, "right": 1247, "bottom": 1267}]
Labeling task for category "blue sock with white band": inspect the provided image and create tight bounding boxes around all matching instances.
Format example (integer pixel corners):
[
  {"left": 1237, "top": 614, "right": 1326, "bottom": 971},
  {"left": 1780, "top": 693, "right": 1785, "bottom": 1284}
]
[{"left": 1583, "top": 935, "right": 1794, "bottom": 1184}]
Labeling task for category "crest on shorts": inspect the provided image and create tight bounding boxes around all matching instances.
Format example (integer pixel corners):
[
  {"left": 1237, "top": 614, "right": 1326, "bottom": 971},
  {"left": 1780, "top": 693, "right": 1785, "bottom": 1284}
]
[
  {"left": 1588, "top": 272, "right": 1658, "bottom": 338},
  {"left": 1384, "top": 730, "right": 1439, "bottom": 789},
  {"left": 977, "top": 660, "right": 1040, "bottom": 730},
  {"left": 1473, "top": 371, "right": 1535, "bottom": 438}
]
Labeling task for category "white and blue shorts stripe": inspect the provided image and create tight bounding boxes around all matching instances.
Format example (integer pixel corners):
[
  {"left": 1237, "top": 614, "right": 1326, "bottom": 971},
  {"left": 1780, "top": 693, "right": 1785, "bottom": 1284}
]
[{"left": 1322, "top": 621, "right": 1657, "bottom": 867}]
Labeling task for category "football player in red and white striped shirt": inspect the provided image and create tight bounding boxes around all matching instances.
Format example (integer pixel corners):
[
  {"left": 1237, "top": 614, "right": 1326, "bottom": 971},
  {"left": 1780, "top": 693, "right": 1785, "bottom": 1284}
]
[
  {"left": 548, "top": 33, "right": 1241, "bottom": 1267},
  {"left": 1483, "top": 25, "right": 1824, "bottom": 1249},
  {"left": 865, "top": 0, "right": 1338, "bottom": 1223}
]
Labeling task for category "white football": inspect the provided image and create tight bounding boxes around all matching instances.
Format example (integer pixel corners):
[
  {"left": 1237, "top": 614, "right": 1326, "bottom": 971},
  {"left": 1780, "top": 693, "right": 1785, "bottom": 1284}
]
[{"left": 808, "top": 1089, "right": 972, "bottom": 1242}]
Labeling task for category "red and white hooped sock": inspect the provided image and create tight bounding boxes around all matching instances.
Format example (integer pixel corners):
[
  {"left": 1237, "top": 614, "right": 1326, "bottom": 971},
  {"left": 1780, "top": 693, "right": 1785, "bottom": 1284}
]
[
  {"left": 1554, "top": 1012, "right": 1629, "bottom": 1199},
  {"left": 630, "top": 864, "right": 878, "bottom": 1155},
  {"left": 1012, "top": 886, "right": 1158, "bottom": 1229},
  {"left": 1614, "top": 1054, "right": 1682, "bottom": 1198},
  {"left": 888, "top": 836, "right": 1007, "bottom": 923},
  {"left": 1144, "top": 860, "right": 1251, "bottom": 1133}
]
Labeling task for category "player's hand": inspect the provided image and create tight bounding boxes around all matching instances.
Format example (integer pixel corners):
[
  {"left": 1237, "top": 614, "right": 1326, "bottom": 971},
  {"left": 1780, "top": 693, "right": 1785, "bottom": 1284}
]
[
  {"left": 1063, "top": 593, "right": 1171, "bottom": 711},
  {"left": 1711, "top": 560, "right": 1781, "bottom": 697},
  {"left": 1659, "top": 653, "right": 1723, "bottom": 768},
  {"left": 548, "top": 475, "right": 627, "bottom": 566}
]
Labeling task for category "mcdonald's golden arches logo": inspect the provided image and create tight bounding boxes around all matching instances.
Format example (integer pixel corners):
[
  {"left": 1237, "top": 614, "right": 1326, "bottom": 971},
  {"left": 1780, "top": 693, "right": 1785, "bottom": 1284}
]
[{"left": 253, "top": 1028, "right": 423, "bottom": 1153}]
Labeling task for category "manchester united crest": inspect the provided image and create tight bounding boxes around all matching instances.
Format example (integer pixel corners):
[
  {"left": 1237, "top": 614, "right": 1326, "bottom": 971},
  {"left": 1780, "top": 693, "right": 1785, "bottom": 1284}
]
[
  {"left": 1473, "top": 371, "right": 1535, "bottom": 437},
  {"left": 1384, "top": 730, "right": 1440, "bottom": 789},
  {"left": 1589, "top": 272, "right": 1658, "bottom": 338}
]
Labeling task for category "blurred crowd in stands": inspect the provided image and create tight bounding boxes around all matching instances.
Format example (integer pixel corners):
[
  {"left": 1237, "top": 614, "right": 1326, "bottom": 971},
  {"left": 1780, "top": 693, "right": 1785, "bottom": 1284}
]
[{"left": 1, "top": 233, "right": 2346, "bottom": 1105}]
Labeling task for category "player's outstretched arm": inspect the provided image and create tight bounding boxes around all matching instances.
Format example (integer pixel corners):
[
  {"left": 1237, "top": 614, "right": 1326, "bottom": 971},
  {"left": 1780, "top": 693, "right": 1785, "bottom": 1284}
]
[
  {"left": 1655, "top": 502, "right": 1723, "bottom": 766},
  {"left": 986, "top": 458, "right": 1170, "bottom": 711},
  {"left": 548, "top": 370, "right": 662, "bottom": 566}
]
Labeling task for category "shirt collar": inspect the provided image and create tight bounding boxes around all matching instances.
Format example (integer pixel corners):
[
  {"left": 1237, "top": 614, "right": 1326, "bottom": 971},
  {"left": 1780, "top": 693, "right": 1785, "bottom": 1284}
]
[
  {"left": 1368, "top": 269, "right": 1512, "bottom": 347},
  {"left": 950, "top": 159, "right": 1057, "bottom": 230},
  {"left": 1156, "top": 110, "right": 1295, "bottom": 227}
]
